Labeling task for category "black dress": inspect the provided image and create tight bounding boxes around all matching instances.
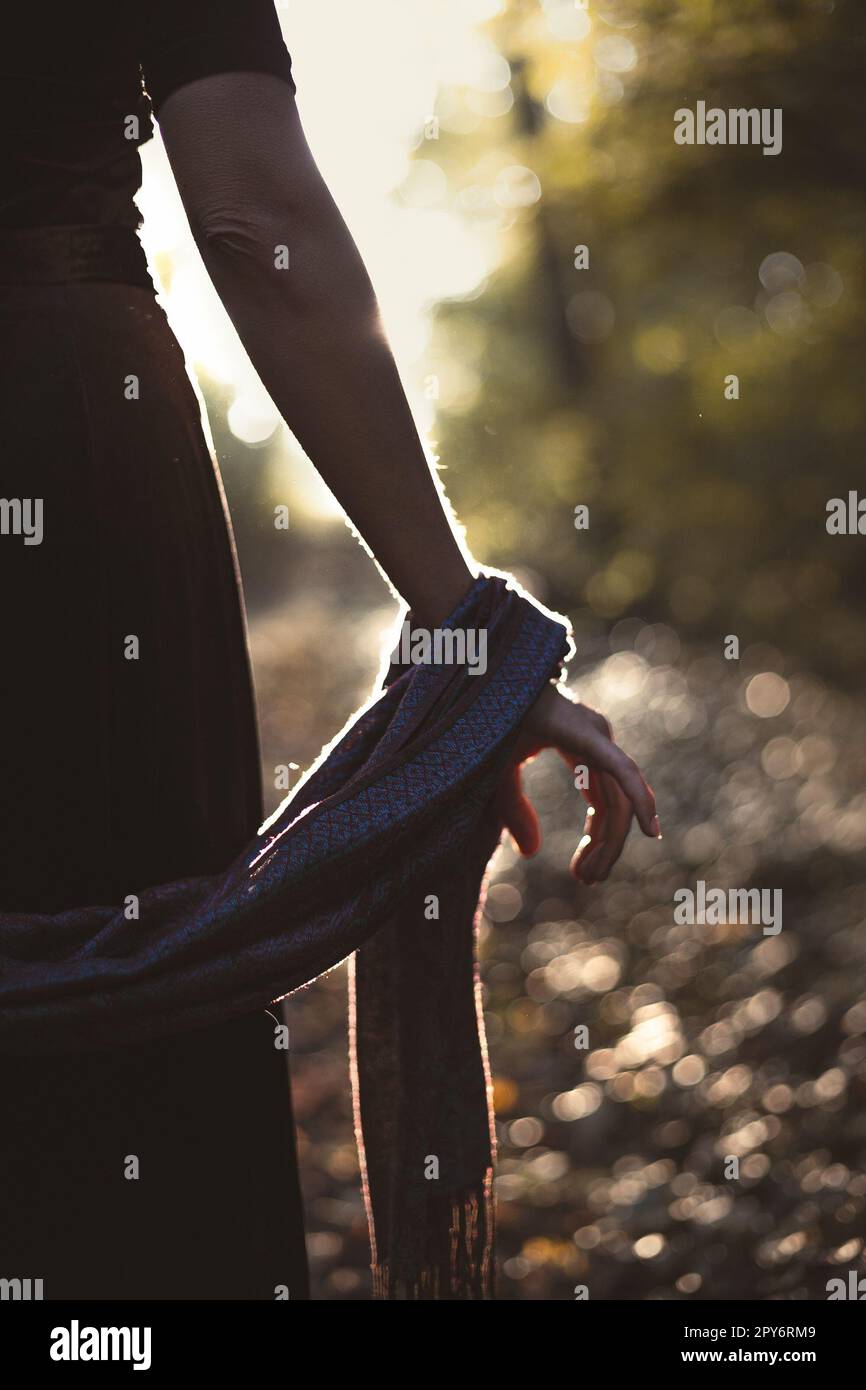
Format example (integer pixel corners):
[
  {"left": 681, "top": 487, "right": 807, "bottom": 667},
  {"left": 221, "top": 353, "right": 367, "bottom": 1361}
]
[{"left": 0, "top": 2, "right": 310, "bottom": 1298}]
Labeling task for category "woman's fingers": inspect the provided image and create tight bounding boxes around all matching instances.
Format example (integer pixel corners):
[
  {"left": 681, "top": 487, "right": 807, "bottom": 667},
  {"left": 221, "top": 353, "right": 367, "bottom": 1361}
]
[
  {"left": 570, "top": 774, "right": 606, "bottom": 882},
  {"left": 574, "top": 770, "right": 633, "bottom": 883},
  {"left": 557, "top": 705, "right": 659, "bottom": 839},
  {"left": 495, "top": 762, "right": 541, "bottom": 857},
  {"left": 505, "top": 687, "right": 661, "bottom": 882}
]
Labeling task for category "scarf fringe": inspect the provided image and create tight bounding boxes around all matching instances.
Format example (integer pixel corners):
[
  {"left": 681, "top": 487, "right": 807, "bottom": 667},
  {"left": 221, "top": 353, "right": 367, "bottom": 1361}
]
[{"left": 371, "top": 1171, "right": 495, "bottom": 1300}]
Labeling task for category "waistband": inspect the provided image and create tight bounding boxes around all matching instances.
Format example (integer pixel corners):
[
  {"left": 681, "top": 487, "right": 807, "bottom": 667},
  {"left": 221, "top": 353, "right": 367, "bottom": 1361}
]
[{"left": 0, "top": 224, "right": 154, "bottom": 290}]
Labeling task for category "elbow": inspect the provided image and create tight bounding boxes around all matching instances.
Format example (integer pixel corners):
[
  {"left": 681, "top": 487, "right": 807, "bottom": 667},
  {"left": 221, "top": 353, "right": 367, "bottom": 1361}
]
[
  {"left": 189, "top": 189, "right": 367, "bottom": 322},
  {"left": 193, "top": 204, "right": 290, "bottom": 274}
]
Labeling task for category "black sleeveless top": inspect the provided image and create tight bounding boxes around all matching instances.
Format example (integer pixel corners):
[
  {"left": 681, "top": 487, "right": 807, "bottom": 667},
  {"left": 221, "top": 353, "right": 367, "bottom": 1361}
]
[{"left": 0, "top": 0, "right": 295, "bottom": 229}]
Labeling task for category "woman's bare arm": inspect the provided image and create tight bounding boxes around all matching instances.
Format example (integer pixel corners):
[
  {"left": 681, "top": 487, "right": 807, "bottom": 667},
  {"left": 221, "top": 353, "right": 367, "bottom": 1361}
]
[
  {"left": 158, "top": 72, "right": 661, "bottom": 872},
  {"left": 158, "top": 72, "right": 474, "bottom": 630}
]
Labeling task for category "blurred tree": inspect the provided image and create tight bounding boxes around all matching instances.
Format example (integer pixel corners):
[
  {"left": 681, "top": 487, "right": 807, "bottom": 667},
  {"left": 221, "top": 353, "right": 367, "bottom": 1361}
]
[{"left": 426, "top": 0, "right": 866, "bottom": 683}]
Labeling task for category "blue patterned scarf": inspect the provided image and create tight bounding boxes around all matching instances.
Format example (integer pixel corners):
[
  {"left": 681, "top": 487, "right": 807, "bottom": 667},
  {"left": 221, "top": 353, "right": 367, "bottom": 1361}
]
[{"left": 0, "top": 573, "right": 571, "bottom": 1298}]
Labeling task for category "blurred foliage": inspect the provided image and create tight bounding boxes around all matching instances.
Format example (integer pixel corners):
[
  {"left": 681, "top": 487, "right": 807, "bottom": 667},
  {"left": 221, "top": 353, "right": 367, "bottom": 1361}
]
[{"left": 428, "top": 0, "right": 866, "bottom": 684}]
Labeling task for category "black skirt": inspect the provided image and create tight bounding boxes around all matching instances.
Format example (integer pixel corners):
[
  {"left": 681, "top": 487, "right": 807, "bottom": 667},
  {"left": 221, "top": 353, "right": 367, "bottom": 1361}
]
[{"left": 0, "top": 270, "right": 310, "bottom": 1299}]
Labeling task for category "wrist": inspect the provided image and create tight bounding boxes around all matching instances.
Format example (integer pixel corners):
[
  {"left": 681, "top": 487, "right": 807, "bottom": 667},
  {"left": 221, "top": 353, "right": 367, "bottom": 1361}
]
[{"left": 408, "top": 565, "right": 476, "bottom": 630}]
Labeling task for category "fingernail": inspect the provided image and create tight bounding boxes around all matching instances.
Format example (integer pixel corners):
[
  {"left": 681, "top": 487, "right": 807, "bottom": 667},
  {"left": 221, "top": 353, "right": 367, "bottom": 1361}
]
[{"left": 650, "top": 815, "right": 661, "bottom": 837}]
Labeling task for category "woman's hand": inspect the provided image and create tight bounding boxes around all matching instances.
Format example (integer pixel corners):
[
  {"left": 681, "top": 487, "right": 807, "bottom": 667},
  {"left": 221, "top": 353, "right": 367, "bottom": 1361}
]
[{"left": 496, "top": 683, "right": 661, "bottom": 885}]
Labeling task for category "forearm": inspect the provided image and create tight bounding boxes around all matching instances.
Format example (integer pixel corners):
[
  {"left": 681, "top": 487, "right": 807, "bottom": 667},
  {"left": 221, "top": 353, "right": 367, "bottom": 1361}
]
[
  {"left": 201, "top": 213, "right": 473, "bottom": 627},
  {"left": 161, "top": 77, "right": 474, "bottom": 628}
]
